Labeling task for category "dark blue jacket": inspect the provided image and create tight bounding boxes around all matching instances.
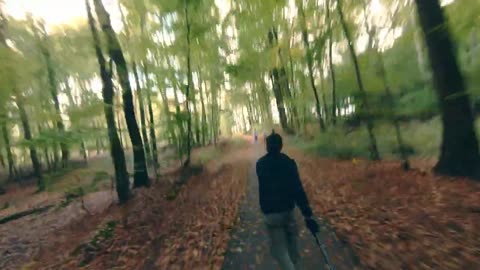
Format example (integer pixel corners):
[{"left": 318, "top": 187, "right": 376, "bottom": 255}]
[{"left": 256, "top": 152, "right": 313, "bottom": 217}]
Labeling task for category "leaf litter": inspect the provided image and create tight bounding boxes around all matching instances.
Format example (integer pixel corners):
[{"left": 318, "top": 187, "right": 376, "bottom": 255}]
[{"left": 287, "top": 147, "right": 480, "bottom": 269}]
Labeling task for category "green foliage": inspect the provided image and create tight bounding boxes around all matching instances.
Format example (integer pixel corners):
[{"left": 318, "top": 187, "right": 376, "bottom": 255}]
[
  {"left": 0, "top": 0, "right": 478, "bottom": 185},
  {"left": 90, "top": 220, "right": 117, "bottom": 248},
  {"left": 295, "top": 127, "right": 371, "bottom": 160},
  {"left": 396, "top": 88, "right": 438, "bottom": 119},
  {"left": 60, "top": 186, "right": 85, "bottom": 207},
  {"left": 298, "top": 117, "right": 480, "bottom": 160}
]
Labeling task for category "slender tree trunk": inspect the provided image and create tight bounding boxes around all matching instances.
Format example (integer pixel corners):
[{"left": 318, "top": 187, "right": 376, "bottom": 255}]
[
  {"left": 0, "top": 151, "right": 4, "bottom": 169},
  {"left": 246, "top": 96, "right": 254, "bottom": 130},
  {"left": 259, "top": 78, "right": 273, "bottom": 125},
  {"left": 268, "top": 30, "right": 290, "bottom": 133},
  {"left": 118, "top": 1, "right": 148, "bottom": 156},
  {"left": 132, "top": 62, "right": 151, "bottom": 161},
  {"left": 156, "top": 73, "right": 177, "bottom": 147},
  {"left": 415, "top": 0, "right": 480, "bottom": 178},
  {"left": 241, "top": 108, "right": 248, "bottom": 133},
  {"left": 143, "top": 63, "right": 159, "bottom": 173},
  {"left": 115, "top": 95, "right": 125, "bottom": 148},
  {"left": 37, "top": 124, "right": 51, "bottom": 172},
  {"left": 80, "top": 140, "right": 88, "bottom": 164},
  {"left": 86, "top": 0, "right": 130, "bottom": 202},
  {"left": 64, "top": 79, "right": 89, "bottom": 163},
  {"left": 198, "top": 73, "right": 208, "bottom": 146},
  {"left": 163, "top": 55, "right": 186, "bottom": 153},
  {"left": 210, "top": 81, "right": 220, "bottom": 145},
  {"left": 95, "top": 128, "right": 101, "bottom": 155},
  {"left": 119, "top": 2, "right": 151, "bottom": 162},
  {"left": 1, "top": 121, "right": 15, "bottom": 179},
  {"left": 327, "top": 0, "right": 337, "bottom": 124},
  {"left": 337, "top": 0, "right": 380, "bottom": 160},
  {"left": 378, "top": 49, "right": 410, "bottom": 169},
  {"left": 172, "top": 81, "right": 185, "bottom": 154},
  {"left": 273, "top": 28, "right": 298, "bottom": 132},
  {"left": 269, "top": 71, "right": 289, "bottom": 131},
  {"left": 35, "top": 24, "right": 69, "bottom": 167},
  {"left": 94, "top": 0, "right": 149, "bottom": 187},
  {"left": 318, "top": 65, "right": 330, "bottom": 121},
  {"left": 192, "top": 88, "right": 201, "bottom": 145},
  {"left": 298, "top": 1, "right": 326, "bottom": 131},
  {"left": 184, "top": 0, "right": 193, "bottom": 167},
  {"left": 15, "top": 94, "right": 43, "bottom": 189},
  {"left": 361, "top": 0, "right": 410, "bottom": 169}
]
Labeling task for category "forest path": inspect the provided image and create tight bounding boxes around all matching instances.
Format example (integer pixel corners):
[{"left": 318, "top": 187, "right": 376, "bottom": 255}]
[{"left": 222, "top": 143, "right": 357, "bottom": 270}]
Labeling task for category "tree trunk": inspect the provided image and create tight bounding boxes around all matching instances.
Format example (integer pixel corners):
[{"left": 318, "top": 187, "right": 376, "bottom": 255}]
[
  {"left": 132, "top": 62, "right": 151, "bottom": 161},
  {"left": 361, "top": 0, "right": 410, "bottom": 169},
  {"left": 163, "top": 54, "right": 185, "bottom": 153},
  {"left": 143, "top": 63, "right": 159, "bottom": 173},
  {"left": 210, "top": 81, "right": 220, "bottom": 145},
  {"left": 246, "top": 96, "right": 254, "bottom": 130},
  {"left": 1, "top": 121, "right": 15, "bottom": 179},
  {"left": 377, "top": 44, "right": 410, "bottom": 168},
  {"left": 241, "top": 107, "right": 248, "bottom": 133},
  {"left": 337, "top": 0, "right": 380, "bottom": 160},
  {"left": 115, "top": 95, "right": 125, "bottom": 148},
  {"left": 415, "top": 0, "right": 480, "bottom": 178},
  {"left": 94, "top": 0, "right": 149, "bottom": 187},
  {"left": 273, "top": 28, "right": 298, "bottom": 132},
  {"left": 37, "top": 124, "right": 50, "bottom": 172},
  {"left": 184, "top": 0, "right": 193, "bottom": 167},
  {"left": 268, "top": 30, "right": 290, "bottom": 133},
  {"left": 318, "top": 65, "right": 330, "bottom": 121},
  {"left": 35, "top": 24, "right": 69, "bottom": 167},
  {"left": 259, "top": 78, "right": 273, "bottom": 125},
  {"left": 0, "top": 151, "right": 4, "bottom": 169},
  {"left": 16, "top": 94, "right": 43, "bottom": 189},
  {"left": 172, "top": 79, "right": 186, "bottom": 155},
  {"left": 86, "top": 0, "right": 130, "bottom": 203},
  {"left": 192, "top": 87, "right": 201, "bottom": 145},
  {"left": 298, "top": 1, "right": 326, "bottom": 131},
  {"left": 198, "top": 73, "right": 208, "bottom": 145},
  {"left": 156, "top": 73, "right": 178, "bottom": 148},
  {"left": 327, "top": 0, "right": 337, "bottom": 124}
]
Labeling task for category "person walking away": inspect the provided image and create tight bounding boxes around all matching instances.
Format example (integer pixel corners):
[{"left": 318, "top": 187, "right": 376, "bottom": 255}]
[
  {"left": 254, "top": 130, "right": 258, "bottom": 143},
  {"left": 256, "top": 131, "right": 319, "bottom": 270}
]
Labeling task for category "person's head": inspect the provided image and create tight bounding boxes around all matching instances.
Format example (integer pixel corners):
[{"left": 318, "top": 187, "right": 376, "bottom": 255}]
[{"left": 266, "top": 132, "right": 283, "bottom": 154}]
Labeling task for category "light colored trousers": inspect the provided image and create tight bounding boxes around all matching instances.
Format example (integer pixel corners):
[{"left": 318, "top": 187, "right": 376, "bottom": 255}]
[{"left": 264, "top": 210, "right": 302, "bottom": 270}]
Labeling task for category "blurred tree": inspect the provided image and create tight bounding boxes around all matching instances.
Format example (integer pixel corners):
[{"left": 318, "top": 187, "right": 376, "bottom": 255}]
[
  {"left": 85, "top": 0, "right": 130, "bottom": 202},
  {"left": 415, "top": 0, "right": 480, "bottom": 178},
  {"left": 337, "top": 0, "right": 380, "bottom": 160},
  {"left": 93, "top": 0, "right": 150, "bottom": 187}
]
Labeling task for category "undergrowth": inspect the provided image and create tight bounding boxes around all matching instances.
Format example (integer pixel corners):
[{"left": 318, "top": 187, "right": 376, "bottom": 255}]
[{"left": 295, "top": 117, "right": 480, "bottom": 160}]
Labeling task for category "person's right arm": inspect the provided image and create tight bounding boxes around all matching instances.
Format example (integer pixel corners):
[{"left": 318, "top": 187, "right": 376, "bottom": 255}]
[
  {"left": 290, "top": 159, "right": 313, "bottom": 218},
  {"left": 290, "top": 159, "right": 320, "bottom": 234}
]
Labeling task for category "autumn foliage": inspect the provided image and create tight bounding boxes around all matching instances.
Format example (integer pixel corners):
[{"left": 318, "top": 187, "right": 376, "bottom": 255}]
[
  {"left": 36, "top": 143, "right": 251, "bottom": 270},
  {"left": 290, "top": 148, "right": 480, "bottom": 269}
]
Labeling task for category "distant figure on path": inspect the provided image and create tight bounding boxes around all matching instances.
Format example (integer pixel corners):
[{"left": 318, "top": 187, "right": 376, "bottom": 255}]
[
  {"left": 256, "top": 131, "right": 319, "bottom": 270},
  {"left": 254, "top": 129, "right": 258, "bottom": 143}
]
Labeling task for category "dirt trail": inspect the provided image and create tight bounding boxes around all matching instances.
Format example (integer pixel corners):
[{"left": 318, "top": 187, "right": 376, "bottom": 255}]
[{"left": 222, "top": 143, "right": 357, "bottom": 270}]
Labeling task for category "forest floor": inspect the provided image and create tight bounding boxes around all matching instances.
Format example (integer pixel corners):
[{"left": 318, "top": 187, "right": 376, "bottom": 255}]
[{"left": 0, "top": 136, "right": 479, "bottom": 269}]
